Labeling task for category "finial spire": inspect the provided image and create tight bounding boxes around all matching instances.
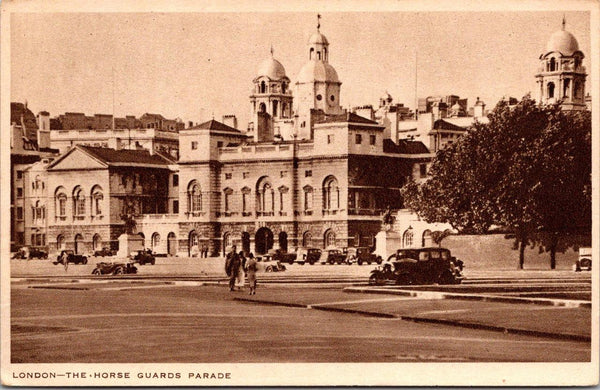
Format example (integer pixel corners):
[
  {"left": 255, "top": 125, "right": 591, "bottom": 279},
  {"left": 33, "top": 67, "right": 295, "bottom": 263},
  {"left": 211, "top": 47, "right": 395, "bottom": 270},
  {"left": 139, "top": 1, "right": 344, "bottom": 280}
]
[
  {"left": 562, "top": 15, "right": 566, "bottom": 30},
  {"left": 317, "top": 13, "right": 321, "bottom": 31}
]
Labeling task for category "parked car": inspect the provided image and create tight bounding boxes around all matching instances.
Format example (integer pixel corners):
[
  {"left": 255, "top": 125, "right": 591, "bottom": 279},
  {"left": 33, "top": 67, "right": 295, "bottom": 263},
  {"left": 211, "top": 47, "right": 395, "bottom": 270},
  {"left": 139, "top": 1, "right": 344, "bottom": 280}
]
[
  {"left": 370, "top": 247, "right": 463, "bottom": 285},
  {"left": 295, "top": 247, "right": 322, "bottom": 265},
  {"left": 270, "top": 249, "right": 297, "bottom": 265},
  {"left": 347, "top": 247, "right": 382, "bottom": 265},
  {"left": 28, "top": 247, "right": 48, "bottom": 259},
  {"left": 264, "top": 261, "right": 287, "bottom": 272},
  {"left": 53, "top": 250, "right": 88, "bottom": 265},
  {"left": 92, "top": 261, "right": 138, "bottom": 275},
  {"left": 134, "top": 249, "right": 156, "bottom": 265},
  {"left": 321, "top": 248, "right": 347, "bottom": 265},
  {"left": 94, "top": 247, "right": 116, "bottom": 257},
  {"left": 574, "top": 247, "right": 592, "bottom": 272}
]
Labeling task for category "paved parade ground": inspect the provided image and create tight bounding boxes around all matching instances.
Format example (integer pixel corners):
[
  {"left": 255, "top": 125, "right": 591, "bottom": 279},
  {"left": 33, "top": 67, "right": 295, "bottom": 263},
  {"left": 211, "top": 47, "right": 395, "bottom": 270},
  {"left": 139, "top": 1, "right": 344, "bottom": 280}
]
[{"left": 9, "top": 256, "right": 593, "bottom": 363}]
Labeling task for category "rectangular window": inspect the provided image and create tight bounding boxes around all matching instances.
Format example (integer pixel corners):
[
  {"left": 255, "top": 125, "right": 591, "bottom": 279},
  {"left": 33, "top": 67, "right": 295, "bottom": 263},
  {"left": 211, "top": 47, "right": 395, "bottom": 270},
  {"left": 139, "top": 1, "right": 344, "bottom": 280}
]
[
  {"left": 16, "top": 188, "right": 23, "bottom": 197},
  {"left": 225, "top": 173, "right": 232, "bottom": 180},
  {"left": 16, "top": 170, "right": 23, "bottom": 179},
  {"left": 173, "top": 200, "right": 179, "bottom": 214},
  {"left": 370, "top": 134, "right": 376, "bottom": 145},
  {"left": 16, "top": 207, "right": 23, "bottom": 220},
  {"left": 172, "top": 174, "right": 179, "bottom": 187},
  {"left": 420, "top": 164, "right": 427, "bottom": 178},
  {"left": 242, "top": 172, "right": 249, "bottom": 179},
  {"left": 305, "top": 170, "right": 312, "bottom": 177},
  {"left": 217, "top": 141, "right": 223, "bottom": 148},
  {"left": 355, "top": 133, "right": 362, "bottom": 144},
  {"left": 327, "top": 134, "right": 334, "bottom": 144},
  {"left": 191, "top": 141, "right": 198, "bottom": 150},
  {"left": 280, "top": 170, "right": 287, "bottom": 178}
]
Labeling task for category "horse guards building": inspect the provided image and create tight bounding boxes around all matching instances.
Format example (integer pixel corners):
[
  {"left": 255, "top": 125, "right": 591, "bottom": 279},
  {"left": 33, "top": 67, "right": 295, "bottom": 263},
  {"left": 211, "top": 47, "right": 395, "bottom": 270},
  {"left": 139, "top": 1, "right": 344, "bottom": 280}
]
[{"left": 10, "top": 19, "right": 589, "bottom": 258}]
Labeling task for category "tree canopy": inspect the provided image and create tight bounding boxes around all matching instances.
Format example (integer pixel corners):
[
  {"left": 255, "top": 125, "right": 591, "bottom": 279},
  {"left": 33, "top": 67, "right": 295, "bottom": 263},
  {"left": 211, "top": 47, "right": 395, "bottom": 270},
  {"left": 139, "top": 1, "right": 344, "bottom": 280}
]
[{"left": 401, "top": 97, "right": 591, "bottom": 268}]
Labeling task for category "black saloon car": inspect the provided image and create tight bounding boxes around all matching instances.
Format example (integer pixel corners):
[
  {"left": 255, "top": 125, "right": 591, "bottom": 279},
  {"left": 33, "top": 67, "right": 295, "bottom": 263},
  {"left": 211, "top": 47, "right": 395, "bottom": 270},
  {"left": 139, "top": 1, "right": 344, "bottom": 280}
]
[{"left": 54, "top": 250, "right": 88, "bottom": 265}]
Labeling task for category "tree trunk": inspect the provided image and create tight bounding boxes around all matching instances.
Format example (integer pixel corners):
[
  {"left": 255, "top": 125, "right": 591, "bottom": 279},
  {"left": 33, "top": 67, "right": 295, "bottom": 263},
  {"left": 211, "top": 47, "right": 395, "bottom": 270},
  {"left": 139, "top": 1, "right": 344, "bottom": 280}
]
[
  {"left": 549, "top": 234, "right": 558, "bottom": 270},
  {"left": 518, "top": 236, "right": 526, "bottom": 270}
]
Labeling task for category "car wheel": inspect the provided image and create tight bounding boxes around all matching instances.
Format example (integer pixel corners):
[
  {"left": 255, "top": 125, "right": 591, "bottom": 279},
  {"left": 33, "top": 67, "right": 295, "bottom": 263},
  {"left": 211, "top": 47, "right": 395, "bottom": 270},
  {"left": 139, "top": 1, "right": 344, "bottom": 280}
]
[
  {"left": 357, "top": 259, "right": 363, "bottom": 265},
  {"left": 367, "top": 261, "right": 372, "bottom": 265},
  {"left": 308, "top": 259, "right": 315, "bottom": 265},
  {"left": 114, "top": 267, "right": 124, "bottom": 275},
  {"left": 92, "top": 269, "right": 101, "bottom": 275},
  {"left": 368, "top": 274, "right": 378, "bottom": 285},
  {"left": 265, "top": 266, "right": 273, "bottom": 272},
  {"left": 438, "top": 270, "right": 455, "bottom": 285},
  {"left": 328, "top": 258, "right": 335, "bottom": 265},
  {"left": 151, "top": 258, "right": 156, "bottom": 265},
  {"left": 376, "top": 257, "right": 383, "bottom": 265},
  {"left": 82, "top": 258, "right": 88, "bottom": 265}
]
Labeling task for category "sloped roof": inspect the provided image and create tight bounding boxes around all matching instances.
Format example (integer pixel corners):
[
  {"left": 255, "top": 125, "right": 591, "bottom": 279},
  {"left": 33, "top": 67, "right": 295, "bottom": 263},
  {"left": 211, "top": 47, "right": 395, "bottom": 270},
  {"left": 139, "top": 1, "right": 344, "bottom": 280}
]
[
  {"left": 384, "top": 139, "right": 430, "bottom": 154},
  {"left": 433, "top": 119, "right": 469, "bottom": 131},
  {"left": 78, "top": 145, "right": 172, "bottom": 166},
  {"left": 316, "top": 112, "right": 379, "bottom": 125},
  {"left": 185, "top": 119, "right": 241, "bottom": 133}
]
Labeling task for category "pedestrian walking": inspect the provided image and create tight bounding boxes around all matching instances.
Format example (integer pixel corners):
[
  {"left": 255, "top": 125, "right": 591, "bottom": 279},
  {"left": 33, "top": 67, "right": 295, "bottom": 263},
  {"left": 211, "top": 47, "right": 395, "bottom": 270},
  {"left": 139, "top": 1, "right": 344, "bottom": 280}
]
[
  {"left": 225, "top": 245, "right": 241, "bottom": 291},
  {"left": 245, "top": 253, "right": 258, "bottom": 295},
  {"left": 61, "top": 251, "right": 69, "bottom": 272},
  {"left": 236, "top": 251, "right": 246, "bottom": 289}
]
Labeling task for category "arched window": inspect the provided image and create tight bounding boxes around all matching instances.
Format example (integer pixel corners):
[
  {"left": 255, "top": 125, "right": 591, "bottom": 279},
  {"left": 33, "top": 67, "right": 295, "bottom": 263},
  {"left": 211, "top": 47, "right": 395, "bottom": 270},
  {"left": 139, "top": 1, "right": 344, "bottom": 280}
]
[
  {"left": 310, "top": 47, "right": 314, "bottom": 60},
  {"left": 317, "top": 51, "right": 321, "bottom": 60},
  {"left": 92, "top": 234, "right": 102, "bottom": 251},
  {"left": 91, "top": 185, "right": 103, "bottom": 216},
  {"left": 403, "top": 229, "right": 414, "bottom": 248},
  {"left": 323, "top": 47, "right": 328, "bottom": 61},
  {"left": 260, "top": 81, "right": 266, "bottom": 93},
  {"left": 73, "top": 186, "right": 85, "bottom": 219},
  {"left": 422, "top": 230, "right": 432, "bottom": 247},
  {"left": 187, "top": 181, "right": 202, "bottom": 214},
  {"left": 278, "top": 186, "right": 288, "bottom": 213},
  {"left": 55, "top": 187, "right": 67, "bottom": 219},
  {"left": 324, "top": 229, "right": 336, "bottom": 248},
  {"left": 549, "top": 57, "right": 556, "bottom": 71},
  {"left": 273, "top": 101, "right": 278, "bottom": 117},
  {"left": 282, "top": 102, "right": 287, "bottom": 118},
  {"left": 574, "top": 81, "right": 582, "bottom": 99},
  {"left": 256, "top": 177, "right": 274, "bottom": 215},
  {"left": 259, "top": 103, "right": 266, "bottom": 113},
  {"left": 56, "top": 234, "right": 65, "bottom": 250},
  {"left": 302, "top": 231, "right": 312, "bottom": 247},
  {"left": 282, "top": 82, "right": 287, "bottom": 94},
  {"left": 563, "top": 79, "right": 571, "bottom": 98},
  {"left": 547, "top": 82, "right": 555, "bottom": 99},
  {"left": 323, "top": 176, "right": 339, "bottom": 211},
  {"left": 151, "top": 233, "right": 160, "bottom": 251}
]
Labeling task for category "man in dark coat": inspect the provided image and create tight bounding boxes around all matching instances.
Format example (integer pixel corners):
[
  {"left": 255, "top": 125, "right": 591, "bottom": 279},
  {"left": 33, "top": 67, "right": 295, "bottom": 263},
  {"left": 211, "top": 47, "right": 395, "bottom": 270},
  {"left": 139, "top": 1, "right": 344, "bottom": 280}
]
[{"left": 225, "top": 245, "right": 241, "bottom": 291}]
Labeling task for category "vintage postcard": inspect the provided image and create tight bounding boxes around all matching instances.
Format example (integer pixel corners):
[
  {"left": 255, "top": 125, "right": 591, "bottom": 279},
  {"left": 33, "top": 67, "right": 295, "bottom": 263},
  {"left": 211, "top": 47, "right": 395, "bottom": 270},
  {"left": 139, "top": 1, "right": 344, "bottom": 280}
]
[{"left": 1, "top": 0, "right": 598, "bottom": 386}]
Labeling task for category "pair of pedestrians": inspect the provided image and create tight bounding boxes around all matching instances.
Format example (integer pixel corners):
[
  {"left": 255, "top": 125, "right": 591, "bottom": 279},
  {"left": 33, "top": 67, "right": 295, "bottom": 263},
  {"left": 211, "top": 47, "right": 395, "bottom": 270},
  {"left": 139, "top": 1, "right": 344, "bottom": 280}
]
[{"left": 225, "top": 245, "right": 257, "bottom": 294}]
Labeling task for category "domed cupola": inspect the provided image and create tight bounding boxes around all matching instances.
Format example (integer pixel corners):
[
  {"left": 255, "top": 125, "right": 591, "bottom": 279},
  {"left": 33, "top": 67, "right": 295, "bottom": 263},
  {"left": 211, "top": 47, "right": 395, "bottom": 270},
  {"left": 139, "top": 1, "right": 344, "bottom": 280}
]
[
  {"left": 293, "top": 15, "right": 344, "bottom": 139},
  {"left": 256, "top": 56, "right": 287, "bottom": 80},
  {"left": 536, "top": 17, "right": 587, "bottom": 111}
]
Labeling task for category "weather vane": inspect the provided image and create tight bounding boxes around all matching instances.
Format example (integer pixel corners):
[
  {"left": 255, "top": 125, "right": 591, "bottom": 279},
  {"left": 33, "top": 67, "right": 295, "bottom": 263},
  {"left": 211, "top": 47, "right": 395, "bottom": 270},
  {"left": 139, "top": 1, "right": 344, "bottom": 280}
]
[
  {"left": 317, "top": 14, "right": 321, "bottom": 31},
  {"left": 562, "top": 14, "right": 566, "bottom": 30}
]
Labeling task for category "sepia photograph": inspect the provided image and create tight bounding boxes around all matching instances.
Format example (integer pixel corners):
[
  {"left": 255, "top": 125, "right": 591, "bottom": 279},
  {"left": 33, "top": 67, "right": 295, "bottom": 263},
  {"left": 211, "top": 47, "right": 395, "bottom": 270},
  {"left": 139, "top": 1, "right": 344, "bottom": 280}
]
[{"left": 1, "top": 0, "right": 598, "bottom": 386}]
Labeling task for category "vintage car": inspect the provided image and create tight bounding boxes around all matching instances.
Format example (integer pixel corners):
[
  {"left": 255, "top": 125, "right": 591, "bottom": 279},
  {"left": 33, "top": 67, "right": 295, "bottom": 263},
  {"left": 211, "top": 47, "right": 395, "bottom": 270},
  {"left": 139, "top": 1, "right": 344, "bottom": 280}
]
[
  {"left": 369, "top": 247, "right": 463, "bottom": 285},
  {"left": 321, "top": 248, "right": 348, "bottom": 265},
  {"left": 133, "top": 249, "right": 156, "bottom": 265},
  {"left": 574, "top": 247, "right": 592, "bottom": 272},
  {"left": 28, "top": 247, "right": 49, "bottom": 259},
  {"left": 295, "top": 247, "right": 322, "bottom": 265},
  {"left": 270, "top": 249, "right": 297, "bottom": 265},
  {"left": 92, "top": 262, "right": 138, "bottom": 275},
  {"left": 347, "top": 247, "right": 382, "bottom": 265},
  {"left": 93, "top": 247, "right": 116, "bottom": 257},
  {"left": 264, "top": 261, "right": 287, "bottom": 272},
  {"left": 53, "top": 250, "right": 88, "bottom": 265}
]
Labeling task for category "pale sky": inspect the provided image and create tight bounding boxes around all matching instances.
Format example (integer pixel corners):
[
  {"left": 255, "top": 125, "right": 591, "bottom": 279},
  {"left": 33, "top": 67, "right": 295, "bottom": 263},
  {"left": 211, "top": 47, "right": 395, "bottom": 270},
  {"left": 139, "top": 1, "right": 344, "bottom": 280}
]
[{"left": 10, "top": 10, "right": 591, "bottom": 128}]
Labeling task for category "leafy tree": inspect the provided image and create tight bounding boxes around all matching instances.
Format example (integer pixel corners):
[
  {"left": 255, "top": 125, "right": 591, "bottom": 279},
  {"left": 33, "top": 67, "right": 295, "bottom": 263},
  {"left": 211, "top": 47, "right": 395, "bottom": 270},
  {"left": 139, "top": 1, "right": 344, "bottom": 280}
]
[{"left": 401, "top": 96, "right": 591, "bottom": 269}]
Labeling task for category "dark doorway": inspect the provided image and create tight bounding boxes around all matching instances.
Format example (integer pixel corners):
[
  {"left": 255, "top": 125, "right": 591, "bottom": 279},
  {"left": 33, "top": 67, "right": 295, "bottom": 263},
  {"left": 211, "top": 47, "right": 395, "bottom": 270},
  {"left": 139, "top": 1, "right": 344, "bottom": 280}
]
[
  {"left": 167, "top": 232, "right": 177, "bottom": 256},
  {"left": 242, "top": 232, "right": 251, "bottom": 255},
  {"left": 255, "top": 227, "right": 273, "bottom": 255},
  {"left": 279, "top": 231, "right": 288, "bottom": 252},
  {"left": 74, "top": 234, "right": 83, "bottom": 255}
]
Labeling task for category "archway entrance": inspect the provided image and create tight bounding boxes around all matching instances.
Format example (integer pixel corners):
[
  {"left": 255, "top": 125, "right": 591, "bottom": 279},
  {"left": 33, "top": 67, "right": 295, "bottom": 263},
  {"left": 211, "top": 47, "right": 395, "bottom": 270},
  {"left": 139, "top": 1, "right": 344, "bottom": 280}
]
[
  {"left": 57, "top": 235, "right": 65, "bottom": 251},
  {"left": 422, "top": 230, "right": 433, "bottom": 247},
  {"left": 138, "top": 232, "right": 145, "bottom": 248},
  {"left": 74, "top": 234, "right": 83, "bottom": 254},
  {"left": 302, "top": 231, "right": 312, "bottom": 247},
  {"left": 92, "top": 234, "right": 102, "bottom": 252},
  {"left": 167, "top": 232, "right": 177, "bottom": 256},
  {"left": 255, "top": 227, "right": 273, "bottom": 255},
  {"left": 278, "top": 231, "right": 288, "bottom": 252},
  {"left": 241, "top": 232, "right": 251, "bottom": 255},
  {"left": 151, "top": 233, "right": 160, "bottom": 252},
  {"left": 222, "top": 232, "right": 232, "bottom": 255},
  {"left": 324, "top": 229, "right": 336, "bottom": 249}
]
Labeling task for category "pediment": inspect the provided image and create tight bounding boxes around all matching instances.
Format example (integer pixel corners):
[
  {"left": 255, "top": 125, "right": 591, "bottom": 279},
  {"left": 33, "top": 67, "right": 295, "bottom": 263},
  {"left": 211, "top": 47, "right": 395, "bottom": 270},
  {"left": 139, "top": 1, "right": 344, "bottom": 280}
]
[{"left": 48, "top": 148, "right": 107, "bottom": 171}]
